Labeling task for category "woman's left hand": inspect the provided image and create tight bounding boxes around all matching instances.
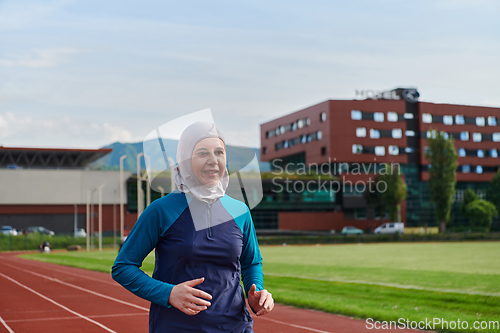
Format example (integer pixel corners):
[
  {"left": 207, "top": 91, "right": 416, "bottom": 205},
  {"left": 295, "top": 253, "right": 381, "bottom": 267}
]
[{"left": 247, "top": 284, "right": 274, "bottom": 316}]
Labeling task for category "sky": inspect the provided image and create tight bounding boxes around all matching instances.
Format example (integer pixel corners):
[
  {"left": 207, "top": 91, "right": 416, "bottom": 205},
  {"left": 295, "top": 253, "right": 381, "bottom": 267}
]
[{"left": 0, "top": 0, "right": 499, "bottom": 149}]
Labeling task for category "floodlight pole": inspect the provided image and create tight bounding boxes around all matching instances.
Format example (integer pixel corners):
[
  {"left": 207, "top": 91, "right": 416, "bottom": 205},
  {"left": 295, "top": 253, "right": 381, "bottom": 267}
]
[
  {"left": 86, "top": 186, "right": 96, "bottom": 252},
  {"left": 119, "top": 154, "right": 127, "bottom": 241},
  {"left": 98, "top": 183, "right": 106, "bottom": 252},
  {"left": 137, "top": 152, "right": 144, "bottom": 217}
]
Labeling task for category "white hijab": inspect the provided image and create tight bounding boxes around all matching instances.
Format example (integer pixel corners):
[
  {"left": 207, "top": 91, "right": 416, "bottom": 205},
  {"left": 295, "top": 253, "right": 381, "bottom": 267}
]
[{"left": 174, "top": 121, "right": 229, "bottom": 203}]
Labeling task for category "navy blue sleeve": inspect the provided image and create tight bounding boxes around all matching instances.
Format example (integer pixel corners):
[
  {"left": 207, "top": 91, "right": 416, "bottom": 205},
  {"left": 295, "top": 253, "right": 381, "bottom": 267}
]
[
  {"left": 112, "top": 198, "right": 175, "bottom": 308},
  {"left": 239, "top": 208, "right": 264, "bottom": 298}
]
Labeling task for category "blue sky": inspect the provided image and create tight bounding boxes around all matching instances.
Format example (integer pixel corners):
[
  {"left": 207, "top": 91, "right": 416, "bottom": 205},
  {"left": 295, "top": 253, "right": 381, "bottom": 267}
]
[{"left": 0, "top": 0, "right": 499, "bottom": 148}]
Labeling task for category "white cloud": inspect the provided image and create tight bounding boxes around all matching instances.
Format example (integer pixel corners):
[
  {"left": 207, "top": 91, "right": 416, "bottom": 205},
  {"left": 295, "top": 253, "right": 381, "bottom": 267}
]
[
  {"left": 0, "top": 48, "right": 82, "bottom": 68},
  {"left": 0, "top": 111, "right": 135, "bottom": 148}
]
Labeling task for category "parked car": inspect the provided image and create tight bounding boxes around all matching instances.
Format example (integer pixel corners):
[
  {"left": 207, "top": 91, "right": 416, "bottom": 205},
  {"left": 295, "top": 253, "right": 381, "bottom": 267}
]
[
  {"left": 74, "top": 228, "right": 87, "bottom": 238},
  {"left": 341, "top": 226, "right": 364, "bottom": 235},
  {"left": 374, "top": 222, "right": 405, "bottom": 235},
  {"left": 1, "top": 226, "right": 18, "bottom": 236},
  {"left": 26, "top": 226, "right": 55, "bottom": 236}
]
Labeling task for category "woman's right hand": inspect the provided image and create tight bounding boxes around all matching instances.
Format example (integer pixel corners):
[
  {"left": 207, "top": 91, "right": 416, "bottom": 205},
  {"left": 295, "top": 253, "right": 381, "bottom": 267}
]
[{"left": 168, "top": 277, "right": 213, "bottom": 315}]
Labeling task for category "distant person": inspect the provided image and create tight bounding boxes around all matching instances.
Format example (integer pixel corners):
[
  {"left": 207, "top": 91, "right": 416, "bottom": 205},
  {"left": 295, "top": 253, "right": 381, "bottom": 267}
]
[
  {"left": 39, "top": 241, "right": 51, "bottom": 253},
  {"left": 112, "top": 121, "right": 273, "bottom": 332}
]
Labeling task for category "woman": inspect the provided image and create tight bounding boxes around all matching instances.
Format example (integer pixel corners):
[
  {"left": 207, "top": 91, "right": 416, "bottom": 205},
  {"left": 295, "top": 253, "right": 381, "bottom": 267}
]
[{"left": 112, "top": 121, "right": 274, "bottom": 332}]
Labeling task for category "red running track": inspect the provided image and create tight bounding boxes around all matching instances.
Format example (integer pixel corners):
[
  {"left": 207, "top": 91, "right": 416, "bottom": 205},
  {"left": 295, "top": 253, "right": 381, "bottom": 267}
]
[{"left": 0, "top": 252, "right": 429, "bottom": 332}]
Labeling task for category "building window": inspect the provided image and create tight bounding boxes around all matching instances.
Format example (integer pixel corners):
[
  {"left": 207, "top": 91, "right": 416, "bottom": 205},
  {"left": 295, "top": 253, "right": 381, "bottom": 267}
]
[
  {"left": 389, "top": 145, "right": 399, "bottom": 155},
  {"left": 317, "top": 131, "right": 323, "bottom": 140},
  {"left": 476, "top": 165, "right": 483, "bottom": 174},
  {"left": 404, "top": 113, "right": 414, "bottom": 119},
  {"left": 426, "top": 131, "right": 432, "bottom": 139},
  {"left": 307, "top": 134, "right": 312, "bottom": 142},
  {"left": 354, "top": 208, "right": 367, "bottom": 220},
  {"left": 460, "top": 131, "right": 469, "bottom": 141},
  {"left": 443, "top": 132, "right": 449, "bottom": 140},
  {"left": 351, "top": 110, "right": 361, "bottom": 120},
  {"left": 275, "top": 128, "right": 280, "bottom": 136},
  {"left": 291, "top": 122, "right": 297, "bottom": 131},
  {"left": 280, "top": 126, "right": 286, "bottom": 134},
  {"left": 406, "top": 130, "right": 415, "bottom": 137},
  {"left": 491, "top": 149, "right": 498, "bottom": 158},
  {"left": 370, "top": 129, "right": 380, "bottom": 139},
  {"left": 462, "top": 165, "right": 471, "bottom": 173},
  {"left": 455, "top": 115, "right": 465, "bottom": 125},
  {"left": 301, "top": 135, "right": 307, "bottom": 144},
  {"left": 392, "top": 128, "right": 403, "bottom": 139},
  {"left": 297, "top": 119, "right": 304, "bottom": 129},
  {"left": 493, "top": 133, "right": 500, "bottom": 142},
  {"left": 443, "top": 115, "right": 453, "bottom": 125},
  {"left": 305, "top": 118, "right": 311, "bottom": 126},
  {"left": 262, "top": 147, "right": 267, "bottom": 155},
  {"left": 422, "top": 113, "right": 432, "bottom": 123},
  {"left": 458, "top": 148, "right": 466, "bottom": 157},
  {"left": 320, "top": 112, "right": 327, "bottom": 122},
  {"left": 477, "top": 149, "right": 484, "bottom": 158},
  {"left": 352, "top": 144, "right": 363, "bottom": 154},
  {"left": 266, "top": 131, "right": 273, "bottom": 138},
  {"left": 473, "top": 133, "right": 482, "bottom": 142},
  {"left": 375, "top": 146, "right": 385, "bottom": 156},
  {"left": 476, "top": 117, "right": 485, "bottom": 127},
  {"left": 405, "top": 147, "right": 414, "bottom": 153},
  {"left": 283, "top": 140, "right": 289, "bottom": 148},
  {"left": 374, "top": 112, "right": 384, "bottom": 122},
  {"left": 321, "top": 146, "right": 327, "bottom": 156},
  {"left": 388, "top": 112, "right": 398, "bottom": 122},
  {"left": 488, "top": 116, "right": 497, "bottom": 126},
  {"left": 356, "top": 127, "right": 366, "bottom": 137}
]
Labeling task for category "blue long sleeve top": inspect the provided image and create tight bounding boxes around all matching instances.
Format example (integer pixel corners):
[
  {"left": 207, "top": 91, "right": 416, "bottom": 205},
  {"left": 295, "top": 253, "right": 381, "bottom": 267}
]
[{"left": 112, "top": 191, "right": 264, "bottom": 332}]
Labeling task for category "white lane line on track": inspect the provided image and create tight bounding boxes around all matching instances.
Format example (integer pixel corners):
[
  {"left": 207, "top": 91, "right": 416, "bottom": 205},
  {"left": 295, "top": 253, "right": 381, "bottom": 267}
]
[
  {"left": 0, "top": 272, "right": 116, "bottom": 333},
  {"left": 7, "top": 257, "right": 119, "bottom": 286},
  {"left": 255, "top": 316, "right": 332, "bottom": 333},
  {"left": 5, "top": 312, "right": 148, "bottom": 323},
  {"left": 2, "top": 262, "right": 149, "bottom": 312},
  {"left": 0, "top": 315, "right": 15, "bottom": 333}
]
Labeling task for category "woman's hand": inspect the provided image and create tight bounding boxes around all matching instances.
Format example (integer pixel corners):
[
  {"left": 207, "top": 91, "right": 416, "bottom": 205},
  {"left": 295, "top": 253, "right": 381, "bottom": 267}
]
[
  {"left": 247, "top": 284, "right": 274, "bottom": 316},
  {"left": 168, "top": 277, "right": 212, "bottom": 315}
]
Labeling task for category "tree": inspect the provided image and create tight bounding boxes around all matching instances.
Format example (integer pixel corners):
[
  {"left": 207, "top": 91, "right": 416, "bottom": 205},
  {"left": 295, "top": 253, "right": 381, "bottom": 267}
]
[
  {"left": 425, "top": 129, "right": 458, "bottom": 234},
  {"left": 486, "top": 170, "right": 500, "bottom": 212},
  {"left": 464, "top": 199, "right": 498, "bottom": 230},
  {"left": 377, "top": 164, "right": 406, "bottom": 222},
  {"left": 460, "top": 188, "right": 478, "bottom": 217},
  {"left": 364, "top": 174, "right": 386, "bottom": 220}
]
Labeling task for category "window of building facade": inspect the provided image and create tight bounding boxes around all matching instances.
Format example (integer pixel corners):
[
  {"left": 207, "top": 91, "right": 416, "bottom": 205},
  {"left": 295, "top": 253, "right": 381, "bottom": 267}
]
[
  {"left": 305, "top": 118, "right": 311, "bottom": 126},
  {"left": 458, "top": 148, "right": 466, "bottom": 157},
  {"left": 476, "top": 117, "right": 485, "bottom": 127},
  {"left": 370, "top": 129, "right": 380, "bottom": 139},
  {"left": 488, "top": 116, "right": 497, "bottom": 126},
  {"left": 389, "top": 145, "right": 399, "bottom": 155},
  {"left": 443, "top": 115, "right": 453, "bottom": 125},
  {"left": 404, "top": 113, "right": 414, "bottom": 119},
  {"left": 388, "top": 112, "right": 398, "bottom": 122},
  {"left": 352, "top": 144, "right": 363, "bottom": 154},
  {"left": 301, "top": 135, "right": 307, "bottom": 144},
  {"left": 491, "top": 149, "right": 498, "bottom": 158},
  {"left": 493, "top": 133, "right": 500, "bottom": 142},
  {"left": 462, "top": 165, "right": 470, "bottom": 173},
  {"left": 280, "top": 125, "right": 285, "bottom": 134},
  {"left": 374, "top": 112, "right": 384, "bottom": 122},
  {"left": 356, "top": 127, "right": 366, "bottom": 137},
  {"left": 262, "top": 147, "right": 267, "bottom": 155},
  {"left": 317, "top": 131, "right": 323, "bottom": 140},
  {"left": 297, "top": 119, "right": 304, "bottom": 128},
  {"left": 455, "top": 115, "right": 465, "bottom": 125},
  {"left": 354, "top": 208, "right": 367, "bottom": 220},
  {"left": 392, "top": 128, "right": 402, "bottom": 139},
  {"left": 422, "top": 113, "right": 432, "bottom": 123},
  {"left": 321, "top": 146, "right": 327, "bottom": 156},
  {"left": 375, "top": 146, "right": 385, "bottom": 156},
  {"left": 405, "top": 147, "right": 414, "bottom": 153},
  {"left": 406, "top": 130, "right": 415, "bottom": 136},
  {"left": 321, "top": 112, "right": 327, "bottom": 122},
  {"left": 473, "top": 133, "right": 482, "bottom": 142},
  {"left": 477, "top": 149, "right": 484, "bottom": 158},
  {"left": 351, "top": 110, "right": 361, "bottom": 120},
  {"left": 476, "top": 165, "right": 483, "bottom": 174},
  {"left": 460, "top": 131, "right": 469, "bottom": 141}
]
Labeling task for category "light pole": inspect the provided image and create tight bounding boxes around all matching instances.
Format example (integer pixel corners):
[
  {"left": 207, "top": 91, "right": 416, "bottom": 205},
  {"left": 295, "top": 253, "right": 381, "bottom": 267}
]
[
  {"left": 168, "top": 156, "right": 176, "bottom": 193},
  {"left": 86, "top": 186, "right": 96, "bottom": 252},
  {"left": 137, "top": 152, "right": 144, "bottom": 217},
  {"left": 98, "top": 183, "right": 106, "bottom": 252},
  {"left": 119, "top": 154, "right": 126, "bottom": 242},
  {"left": 113, "top": 189, "right": 117, "bottom": 249}
]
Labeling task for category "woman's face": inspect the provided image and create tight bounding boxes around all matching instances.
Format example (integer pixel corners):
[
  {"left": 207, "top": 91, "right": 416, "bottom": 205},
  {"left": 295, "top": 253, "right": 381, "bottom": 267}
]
[{"left": 191, "top": 137, "right": 226, "bottom": 186}]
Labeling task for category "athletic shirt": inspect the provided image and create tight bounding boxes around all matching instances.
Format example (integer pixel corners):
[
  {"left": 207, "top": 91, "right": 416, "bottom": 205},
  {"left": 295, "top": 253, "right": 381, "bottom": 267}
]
[{"left": 112, "top": 191, "right": 264, "bottom": 332}]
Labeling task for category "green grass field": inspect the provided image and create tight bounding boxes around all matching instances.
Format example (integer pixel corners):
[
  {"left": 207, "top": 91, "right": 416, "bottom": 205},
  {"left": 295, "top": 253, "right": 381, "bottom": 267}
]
[{"left": 20, "top": 242, "right": 500, "bottom": 333}]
